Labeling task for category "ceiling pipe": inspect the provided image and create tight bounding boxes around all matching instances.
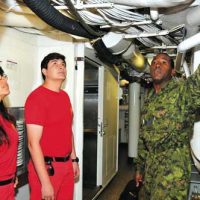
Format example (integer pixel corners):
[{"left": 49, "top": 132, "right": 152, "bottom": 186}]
[
  {"left": 176, "top": 31, "right": 200, "bottom": 73},
  {"left": 110, "top": 0, "right": 194, "bottom": 23},
  {"left": 150, "top": 8, "right": 159, "bottom": 21},
  {"left": 109, "top": 0, "right": 194, "bottom": 8},
  {"left": 177, "top": 32, "right": 200, "bottom": 53}
]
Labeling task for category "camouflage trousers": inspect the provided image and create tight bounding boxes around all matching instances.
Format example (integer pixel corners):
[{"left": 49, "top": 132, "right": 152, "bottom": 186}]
[{"left": 139, "top": 147, "right": 191, "bottom": 200}]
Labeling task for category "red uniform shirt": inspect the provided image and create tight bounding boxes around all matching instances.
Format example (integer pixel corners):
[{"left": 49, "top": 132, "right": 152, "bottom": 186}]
[
  {"left": 0, "top": 115, "right": 18, "bottom": 180},
  {"left": 25, "top": 86, "right": 73, "bottom": 156}
]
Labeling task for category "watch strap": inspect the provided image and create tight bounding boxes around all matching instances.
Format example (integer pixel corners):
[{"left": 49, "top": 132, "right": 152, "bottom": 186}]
[{"left": 72, "top": 157, "right": 79, "bottom": 163}]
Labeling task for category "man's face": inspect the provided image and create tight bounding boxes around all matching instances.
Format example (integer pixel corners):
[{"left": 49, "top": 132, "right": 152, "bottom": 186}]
[
  {"left": 43, "top": 58, "right": 67, "bottom": 81},
  {"left": 150, "top": 54, "right": 174, "bottom": 84}
]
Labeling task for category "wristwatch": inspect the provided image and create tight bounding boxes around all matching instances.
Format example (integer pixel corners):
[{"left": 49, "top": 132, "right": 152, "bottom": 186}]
[{"left": 72, "top": 157, "right": 79, "bottom": 163}]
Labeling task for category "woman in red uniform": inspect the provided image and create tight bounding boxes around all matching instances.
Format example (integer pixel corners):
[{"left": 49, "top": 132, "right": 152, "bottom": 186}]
[{"left": 0, "top": 67, "right": 18, "bottom": 200}]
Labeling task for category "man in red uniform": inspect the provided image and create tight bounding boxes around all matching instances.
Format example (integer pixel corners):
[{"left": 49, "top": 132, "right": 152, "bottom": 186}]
[{"left": 25, "top": 52, "right": 79, "bottom": 200}]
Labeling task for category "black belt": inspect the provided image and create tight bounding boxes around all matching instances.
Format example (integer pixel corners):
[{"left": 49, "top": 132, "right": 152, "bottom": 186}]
[
  {"left": 0, "top": 177, "right": 15, "bottom": 186},
  {"left": 44, "top": 155, "right": 70, "bottom": 162}
]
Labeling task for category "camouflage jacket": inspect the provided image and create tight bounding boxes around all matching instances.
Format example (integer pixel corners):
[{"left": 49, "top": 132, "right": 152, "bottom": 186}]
[{"left": 135, "top": 65, "right": 200, "bottom": 173}]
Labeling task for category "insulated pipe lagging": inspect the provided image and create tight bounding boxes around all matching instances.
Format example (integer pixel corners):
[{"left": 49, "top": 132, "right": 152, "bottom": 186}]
[
  {"left": 23, "top": 0, "right": 96, "bottom": 39},
  {"left": 177, "top": 32, "right": 200, "bottom": 53}
]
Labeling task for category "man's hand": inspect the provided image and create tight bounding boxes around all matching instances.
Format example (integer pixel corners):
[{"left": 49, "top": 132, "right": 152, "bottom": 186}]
[
  {"left": 41, "top": 182, "right": 55, "bottom": 200},
  {"left": 135, "top": 171, "right": 143, "bottom": 187},
  {"left": 72, "top": 162, "right": 80, "bottom": 182}
]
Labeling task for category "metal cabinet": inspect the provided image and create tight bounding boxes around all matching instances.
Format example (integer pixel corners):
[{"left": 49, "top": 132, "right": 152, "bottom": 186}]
[
  {"left": 188, "top": 163, "right": 200, "bottom": 200},
  {"left": 8, "top": 107, "right": 29, "bottom": 176}
]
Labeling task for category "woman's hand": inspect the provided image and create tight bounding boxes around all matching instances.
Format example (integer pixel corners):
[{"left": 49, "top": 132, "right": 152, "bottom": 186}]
[{"left": 14, "top": 177, "right": 18, "bottom": 188}]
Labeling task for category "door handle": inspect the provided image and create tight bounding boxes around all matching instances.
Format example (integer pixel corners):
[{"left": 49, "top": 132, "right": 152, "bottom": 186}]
[{"left": 98, "top": 122, "right": 105, "bottom": 136}]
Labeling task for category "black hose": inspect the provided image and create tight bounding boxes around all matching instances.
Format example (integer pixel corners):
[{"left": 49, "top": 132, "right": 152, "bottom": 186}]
[
  {"left": 23, "top": 0, "right": 97, "bottom": 39},
  {"left": 92, "top": 39, "right": 121, "bottom": 65},
  {"left": 23, "top": 0, "right": 134, "bottom": 81},
  {"left": 92, "top": 39, "right": 141, "bottom": 83}
]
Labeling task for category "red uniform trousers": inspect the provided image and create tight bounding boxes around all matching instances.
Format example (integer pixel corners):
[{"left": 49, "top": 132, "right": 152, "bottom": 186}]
[
  {"left": 28, "top": 160, "right": 74, "bottom": 200},
  {"left": 0, "top": 183, "right": 15, "bottom": 200}
]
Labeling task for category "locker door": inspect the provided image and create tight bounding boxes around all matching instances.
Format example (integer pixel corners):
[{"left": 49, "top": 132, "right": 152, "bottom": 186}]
[{"left": 97, "top": 67, "right": 119, "bottom": 186}]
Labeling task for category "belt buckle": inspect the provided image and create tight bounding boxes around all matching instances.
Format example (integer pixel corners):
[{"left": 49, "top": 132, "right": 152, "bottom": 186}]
[{"left": 63, "top": 156, "right": 68, "bottom": 162}]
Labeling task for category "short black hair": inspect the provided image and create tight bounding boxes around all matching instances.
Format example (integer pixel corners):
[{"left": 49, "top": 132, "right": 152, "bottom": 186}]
[
  {"left": 0, "top": 66, "right": 4, "bottom": 76},
  {"left": 154, "top": 53, "right": 174, "bottom": 69},
  {"left": 41, "top": 52, "right": 66, "bottom": 80}
]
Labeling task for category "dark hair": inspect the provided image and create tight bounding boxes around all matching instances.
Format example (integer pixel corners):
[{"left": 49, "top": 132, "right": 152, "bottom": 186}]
[
  {"left": 40, "top": 52, "right": 66, "bottom": 80},
  {"left": 155, "top": 53, "right": 174, "bottom": 69},
  {"left": 0, "top": 67, "right": 4, "bottom": 76},
  {"left": 0, "top": 67, "right": 16, "bottom": 145}
]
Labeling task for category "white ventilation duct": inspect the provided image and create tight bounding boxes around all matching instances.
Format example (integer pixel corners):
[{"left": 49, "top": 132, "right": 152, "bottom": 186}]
[
  {"left": 102, "top": 32, "right": 132, "bottom": 55},
  {"left": 177, "top": 32, "right": 200, "bottom": 53},
  {"left": 109, "top": 0, "right": 193, "bottom": 7},
  {"left": 161, "top": 5, "right": 200, "bottom": 38},
  {"left": 122, "top": 44, "right": 136, "bottom": 60},
  {"left": 176, "top": 32, "right": 200, "bottom": 73}
]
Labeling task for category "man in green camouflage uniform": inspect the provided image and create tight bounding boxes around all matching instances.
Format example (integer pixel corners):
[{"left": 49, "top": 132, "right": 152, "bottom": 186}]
[{"left": 135, "top": 53, "right": 200, "bottom": 200}]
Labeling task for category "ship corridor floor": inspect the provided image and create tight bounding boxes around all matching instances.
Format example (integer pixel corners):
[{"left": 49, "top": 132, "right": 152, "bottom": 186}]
[{"left": 83, "top": 143, "right": 134, "bottom": 200}]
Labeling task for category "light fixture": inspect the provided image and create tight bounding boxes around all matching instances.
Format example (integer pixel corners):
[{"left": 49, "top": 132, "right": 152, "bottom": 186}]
[{"left": 131, "top": 50, "right": 146, "bottom": 72}]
